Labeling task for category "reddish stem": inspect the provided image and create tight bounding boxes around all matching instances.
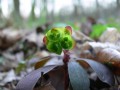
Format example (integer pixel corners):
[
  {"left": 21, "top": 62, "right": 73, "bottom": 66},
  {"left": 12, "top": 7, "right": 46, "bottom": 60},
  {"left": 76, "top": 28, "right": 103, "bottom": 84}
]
[
  {"left": 63, "top": 50, "right": 70, "bottom": 63},
  {"left": 63, "top": 50, "right": 70, "bottom": 90}
]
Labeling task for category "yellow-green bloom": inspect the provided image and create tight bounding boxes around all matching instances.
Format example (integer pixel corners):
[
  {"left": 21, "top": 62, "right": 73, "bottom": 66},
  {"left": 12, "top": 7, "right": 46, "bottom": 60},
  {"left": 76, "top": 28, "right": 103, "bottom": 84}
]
[
  {"left": 43, "top": 26, "right": 75, "bottom": 54},
  {"left": 60, "top": 35, "right": 74, "bottom": 50}
]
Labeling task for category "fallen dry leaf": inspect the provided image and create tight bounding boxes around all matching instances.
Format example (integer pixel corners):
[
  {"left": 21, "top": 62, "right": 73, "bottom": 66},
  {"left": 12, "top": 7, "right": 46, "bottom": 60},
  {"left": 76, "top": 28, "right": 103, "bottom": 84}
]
[
  {"left": 80, "top": 42, "right": 120, "bottom": 75},
  {"left": 96, "top": 48, "right": 120, "bottom": 75},
  {"left": 100, "top": 27, "right": 120, "bottom": 45}
]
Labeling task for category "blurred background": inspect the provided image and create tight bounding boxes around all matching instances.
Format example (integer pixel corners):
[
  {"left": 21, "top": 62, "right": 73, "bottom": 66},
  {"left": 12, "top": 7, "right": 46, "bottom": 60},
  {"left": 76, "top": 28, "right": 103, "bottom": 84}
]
[
  {"left": 0, "top": 0, "right": 120, "bottom": 90},
  {"left": 0, "top": 0, "right": 120, "bottom": 28}
]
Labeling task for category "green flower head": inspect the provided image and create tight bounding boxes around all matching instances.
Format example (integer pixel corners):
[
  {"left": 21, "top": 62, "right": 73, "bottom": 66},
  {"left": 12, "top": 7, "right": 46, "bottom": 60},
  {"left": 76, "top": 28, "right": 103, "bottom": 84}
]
[{"left": 43, "top": 26, "right": 75, "bottom": 54}]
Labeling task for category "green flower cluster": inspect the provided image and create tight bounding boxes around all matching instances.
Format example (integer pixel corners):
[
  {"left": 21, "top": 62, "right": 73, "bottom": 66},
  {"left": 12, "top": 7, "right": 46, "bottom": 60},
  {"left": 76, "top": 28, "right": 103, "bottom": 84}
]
[{"left": 43, "top": 26, "right": 75, "bottom": 54}]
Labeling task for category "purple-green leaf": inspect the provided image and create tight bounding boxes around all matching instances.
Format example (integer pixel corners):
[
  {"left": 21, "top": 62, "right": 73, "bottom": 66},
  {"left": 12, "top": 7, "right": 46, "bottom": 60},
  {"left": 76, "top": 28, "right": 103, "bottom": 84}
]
[
  {"left": 68, "top": 61, "right": 90, "bottom": 90},
  {"left": 76, "top": 58, "right": 115, "bottom": 86},
  {"left": 15, "top": 65, "right": 57, "bottom": 90}
]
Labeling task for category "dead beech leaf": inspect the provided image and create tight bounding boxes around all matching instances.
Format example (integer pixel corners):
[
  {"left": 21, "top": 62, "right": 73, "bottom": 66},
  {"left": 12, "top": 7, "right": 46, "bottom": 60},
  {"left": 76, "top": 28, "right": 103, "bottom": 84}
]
[
  {"left": 35, "top": 56, "right": 63, "bottom": 69},
  {"left": 77, "top": 59, "right": 90, "bottom": 69},
  {"left": 73, "top": 31, "right": 93, "bottom": 42},
  {"left": 80, "top": 50, "right": 95, "bottom": 60},
  {"left": 35, "top": 56, "right": 52, "bottom": 69},
  {"left": 3, "top": 69, "right": 16, "bottom": 83},
  {"left": 80, "top": 42, "right": 120, "bottom": 61},
  {"left": 0, "top": 28, "right": 27, "bottom": 50},
  {"left": 82, "top": 42, "right": 120, "bottom": 54},
  {"left": 100, "top": 27, "right": 120, "bottom": 44},
  {"left": 97, "top": 48, "right": 120, "bottom": 75}
]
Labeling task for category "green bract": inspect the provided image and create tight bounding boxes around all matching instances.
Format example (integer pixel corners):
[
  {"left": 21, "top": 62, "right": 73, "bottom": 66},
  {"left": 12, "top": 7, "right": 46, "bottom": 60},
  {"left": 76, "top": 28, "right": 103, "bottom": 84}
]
[
  {"left": 46, "top": 42, "right": 62, "bottom": 54},
  {"left": 61, "top": 35, "right": 74, "bottom": 49},
  {"left": 44, "top": 26, "right": 75, "bottom": 54},
  {"left": 46, "top": 28, "right": 63, "bottom": 41}
]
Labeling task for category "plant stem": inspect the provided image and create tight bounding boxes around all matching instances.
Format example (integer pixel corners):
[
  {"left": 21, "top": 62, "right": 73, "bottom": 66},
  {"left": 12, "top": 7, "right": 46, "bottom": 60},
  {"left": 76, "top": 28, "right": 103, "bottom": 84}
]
[
  {"left": 63, "top": 50, "right": 70, "bottom": 63},
  {"left": 63, "top": 50, "right": 70, "bottom": 90}
]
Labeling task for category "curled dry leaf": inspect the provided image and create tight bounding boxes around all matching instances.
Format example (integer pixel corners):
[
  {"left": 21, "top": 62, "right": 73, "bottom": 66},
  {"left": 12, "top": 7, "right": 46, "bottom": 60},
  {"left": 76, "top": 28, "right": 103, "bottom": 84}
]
[
  {"left": 81, "top": 42, "right": 120, "bottom": 54},
  {"left": 1, "top": 69, "right": 18, "bottom": 85},
  {"left": 100, "top": 27, "right": 120, "bottom": 44},
  {"left": 0, "top": 28, "right": 27, "bottom": 50},
  {"left": 80, "top": 42, "right": 120, "bottom": 76},
  {"left": 80, "top": 50, "right": 95, "bottom": 60},
  {"left": 80, "top": 42, "right": 120, "bottom": 60},
  {"left": 35, "top": 56, "right": 63, "bottom": 69},
  {"left": 34, "top": 56, "right": 52, "bottom": 69},
  {"left": 96, "top": 48, "right": 120, "bottom": 75},
  {"left": 73, "top": 31, "right": 93, "bottom": 43}
]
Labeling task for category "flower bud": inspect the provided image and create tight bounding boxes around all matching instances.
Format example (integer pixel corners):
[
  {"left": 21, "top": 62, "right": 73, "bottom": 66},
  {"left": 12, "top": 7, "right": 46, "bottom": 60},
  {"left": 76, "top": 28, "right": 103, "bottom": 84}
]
[
  {"left": 61, "top": 35, "right": 74, "bottom": 50},
  {"left": 46, "top": 28, "right": 62, "bottom": 41},
  {"left": 47, "top": 42, "right": 62, "bottom": 54},
  {"left": 44, "top": 26, "right": 75, "bottom": 54}
]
